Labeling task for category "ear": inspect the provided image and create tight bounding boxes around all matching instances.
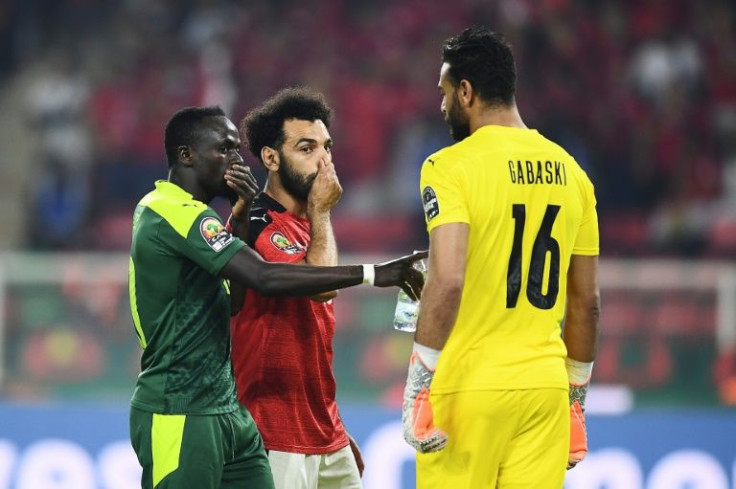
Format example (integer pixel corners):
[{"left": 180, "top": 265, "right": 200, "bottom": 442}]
[
  {"left": 261, "top": 146, "right": 280, "bottom": 172},
  {"left": 178, "top": 145, "right": 194, "bottom": 167},
  {"left": 458, "top": 79, "right": 475, "bottom": 108}
]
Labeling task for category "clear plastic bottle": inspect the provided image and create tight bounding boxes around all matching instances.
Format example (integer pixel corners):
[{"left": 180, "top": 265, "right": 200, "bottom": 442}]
[{"left": 392, "top": 258, "right": 427, "bottom": 333}]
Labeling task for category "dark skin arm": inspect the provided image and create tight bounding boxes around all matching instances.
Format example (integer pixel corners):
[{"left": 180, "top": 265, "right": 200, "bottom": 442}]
[
  {"left": 221, "top": 249, "right": 427, "bottom": 299},
  {"left": 226, "top": 164, "right": 259, "bottom": 315},
  {"left": 562, "top": 255, "right": 600, "bottom": 362}
]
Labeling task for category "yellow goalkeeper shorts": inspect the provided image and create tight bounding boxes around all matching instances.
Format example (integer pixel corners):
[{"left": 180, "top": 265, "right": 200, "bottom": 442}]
[{"left": 417, "top": 388, "right": 568, "bottom": 489}]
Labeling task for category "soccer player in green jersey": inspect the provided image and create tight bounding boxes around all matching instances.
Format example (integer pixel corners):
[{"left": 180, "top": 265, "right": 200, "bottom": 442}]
[{"left": 128, "top": 106, "right": 425, "bottom": 489}]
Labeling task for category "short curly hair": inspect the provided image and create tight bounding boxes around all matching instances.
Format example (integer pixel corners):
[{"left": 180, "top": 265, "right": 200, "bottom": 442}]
[
  {"left": 442, "top": 26, "right": 516, "bottom": 107},
  {"left": 240, "top": 87, "right": 332, "bottom": 159}
]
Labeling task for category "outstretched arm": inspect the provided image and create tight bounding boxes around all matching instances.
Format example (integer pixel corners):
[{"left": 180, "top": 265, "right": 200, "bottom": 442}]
[{"left": 221, "top": 248, "right": 426, "bottom": 299}]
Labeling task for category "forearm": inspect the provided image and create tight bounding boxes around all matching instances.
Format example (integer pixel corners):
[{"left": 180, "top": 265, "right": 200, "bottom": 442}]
[
  {"left": 305, "top": 209, "right": 338, "bottom": 301},
  {"left": 228, "top": 212, "right": 250, "bottom": 315},
  {"left": 255, "top": 262, "right": 362, "bottom": 296},
  {"left": 305, "top": 210, "right": 337, "bottom": 266},
  {"left": 222, "top": 249, "right": 364, "bottom": 297},
  {"left": 563, "top": 293, "right": 600, "bottom": 362},
  {"left": 414, "top": 276, "right": 462, "bottom": 350}
]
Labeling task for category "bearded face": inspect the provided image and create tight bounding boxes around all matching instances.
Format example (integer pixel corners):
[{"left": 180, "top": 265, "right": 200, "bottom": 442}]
[
  {"left": 446, "top": 90, "right": 471, "bottom": 142},
  {"left": 277, "top": 150, "right": 317, "bottom": 201}
]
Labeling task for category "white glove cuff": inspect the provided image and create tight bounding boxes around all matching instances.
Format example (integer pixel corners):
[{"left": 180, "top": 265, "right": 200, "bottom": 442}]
[
  {"left": 565, "top": 358, "right": 594, "bottom": 385},
  {"left": 413, "top": 342, "right": 441, "bottom": 370},
  {"left": 361, "top": 264, "right": 375, "bottom": 285}
]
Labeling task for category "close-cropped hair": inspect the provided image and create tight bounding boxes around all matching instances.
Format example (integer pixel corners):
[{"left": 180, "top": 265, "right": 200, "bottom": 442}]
[
  {"left": 442, "top": 26, "right": 516, "bottom": 107},
  {"left": 241, "top": 87, "right": 332, "bottom": 159},
  {"left": 164, "top": 106, "right": 226, "bottom": 167}
]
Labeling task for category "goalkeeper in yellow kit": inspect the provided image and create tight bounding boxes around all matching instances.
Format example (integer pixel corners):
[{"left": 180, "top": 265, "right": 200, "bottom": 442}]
[{"left": 401, "top": 26, "right": 600, "bottom": 488}]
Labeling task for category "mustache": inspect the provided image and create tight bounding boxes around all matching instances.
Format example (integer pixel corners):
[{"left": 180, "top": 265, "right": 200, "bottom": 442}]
[{"left": 305, "top": 172, "right": 318, "bottom": 186}]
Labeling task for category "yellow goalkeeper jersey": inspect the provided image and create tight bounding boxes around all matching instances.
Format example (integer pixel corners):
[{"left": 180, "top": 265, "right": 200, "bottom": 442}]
[{"left": 420, "top": 125, "right": 599, "bottom": 394}]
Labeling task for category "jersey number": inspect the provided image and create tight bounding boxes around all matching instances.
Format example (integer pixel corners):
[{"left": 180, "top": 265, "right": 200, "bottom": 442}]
[{"left": 506, "top": 204, "right": 561, "bottom": 310}]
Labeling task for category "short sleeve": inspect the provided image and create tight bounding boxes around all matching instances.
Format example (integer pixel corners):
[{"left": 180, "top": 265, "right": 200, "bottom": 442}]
[
  {"left": 419, "top": 152, "right": 469, "bottom": 233},
  {"left": 164, "top": 209, "right": 246, "bottom": 275},
  {"left": 572, "top": 176, "right": 600, "bottom": 256},
  {"left": 253, "top": 221, "right": 307, "bottom": 264}
]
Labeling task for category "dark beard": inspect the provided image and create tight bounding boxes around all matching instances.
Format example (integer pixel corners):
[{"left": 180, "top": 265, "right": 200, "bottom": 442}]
[
  {"left": 278, "top": 151, "right": 317, "bottom": 201},
  {"left": 447, "top": 92, "right": 471, "bottom": 142}
]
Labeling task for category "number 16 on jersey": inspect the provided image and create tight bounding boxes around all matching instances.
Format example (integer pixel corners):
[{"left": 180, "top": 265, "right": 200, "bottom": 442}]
[{"left": 506, "top": 204, "right": 561, "bottom": 310}]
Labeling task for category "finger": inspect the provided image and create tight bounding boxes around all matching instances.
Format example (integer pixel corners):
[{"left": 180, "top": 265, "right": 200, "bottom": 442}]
[
  {"left": 228, "top": 169, "right": 256, "bottom": 185},
  {"left": 399, "top": 281, "right": 418, "bottom": 301},
  {"left": 226, "top": 172, "right": 257, "bottom": 190},
  {"left": 405, "top": 267, "right": 424, "bottom": 298},
  {"left": 407, "top": 250, "right": 429, "bottom": 262}
]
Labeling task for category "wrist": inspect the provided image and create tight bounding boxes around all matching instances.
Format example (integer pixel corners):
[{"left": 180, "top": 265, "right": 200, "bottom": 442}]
[
  {"left": 413, "top": 342, "right": 441, "bottom": 370},
  {"left": 361, "top": 264, "right": 375, "bottom": 285},
  {"left": 307, "top": 205, "right": 330, "bottom": 219},
  {"left": 565, "top": 358, "right": 594, "bottom": 385}
]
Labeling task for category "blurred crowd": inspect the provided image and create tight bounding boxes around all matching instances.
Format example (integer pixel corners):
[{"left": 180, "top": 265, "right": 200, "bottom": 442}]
[{"left": 0, "top": 0, "right": 734, "bottom": 256}]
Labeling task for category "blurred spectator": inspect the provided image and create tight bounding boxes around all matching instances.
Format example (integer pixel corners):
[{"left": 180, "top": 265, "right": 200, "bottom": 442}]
[
  {"left": 0, "top": 0, "right": 733, "bottom": 255},
  {"left": 26, "top": 50, "right": 92, "bottom": 248}
]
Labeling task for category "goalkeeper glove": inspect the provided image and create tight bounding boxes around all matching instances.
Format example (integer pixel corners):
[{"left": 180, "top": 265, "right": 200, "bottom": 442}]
[
  {"left": 402, "top": 345, "right": 448, "bottom": 453},
  {"left": 566, "top": 358, "right": 593, "bottom": 470}
]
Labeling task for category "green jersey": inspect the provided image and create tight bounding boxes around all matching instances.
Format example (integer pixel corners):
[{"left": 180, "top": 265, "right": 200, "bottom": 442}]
[{"left": 128, "top": 180, "right": 246, "bottom": 415}]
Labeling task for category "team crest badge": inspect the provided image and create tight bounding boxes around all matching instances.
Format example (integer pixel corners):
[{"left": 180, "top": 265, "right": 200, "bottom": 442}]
[
  {"left": 422, "top": 186, "right": 440, "bottom": 221},
  {"left": 270, "top": 232, "right": 303, "bottom": 255},
  {"left": 200, "top": 217, "right": 234, "bottom": 252}
]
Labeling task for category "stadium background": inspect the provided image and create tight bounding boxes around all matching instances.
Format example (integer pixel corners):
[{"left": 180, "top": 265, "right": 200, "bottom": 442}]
[{"left": 0, "top": 0, "right": 734, "bottom": 487}]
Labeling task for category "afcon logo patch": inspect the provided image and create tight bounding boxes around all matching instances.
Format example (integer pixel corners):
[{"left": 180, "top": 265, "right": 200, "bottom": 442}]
[
  {"left": 270, "top": 232, "right": 303, "bottom": 255},
  {"left": 422, "top": 186, "right": 440, "bottom": 221},
  {"left": 200, "top": 217, "right": 234, "bottom": 252}
]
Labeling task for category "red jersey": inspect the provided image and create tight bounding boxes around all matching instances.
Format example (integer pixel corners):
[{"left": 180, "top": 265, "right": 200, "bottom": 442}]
[{"left": 230, "top": 193, "right": 349, "bottom": 454}]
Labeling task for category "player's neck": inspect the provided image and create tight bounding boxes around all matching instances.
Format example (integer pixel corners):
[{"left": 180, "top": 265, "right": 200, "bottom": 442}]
[
  {"left": 263, "top": 177, "right": 307, "bottom": 218},
  {"left": 168, "top": 169, "right": 213, "bottom": 204},
  {"left": 471, "top": 103, "right": 527, "bottom": 134}
]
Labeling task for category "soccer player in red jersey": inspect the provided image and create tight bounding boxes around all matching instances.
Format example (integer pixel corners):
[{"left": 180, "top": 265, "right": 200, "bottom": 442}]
[{"left": 230, "top": 88, "right": 363, "bottom": 489}]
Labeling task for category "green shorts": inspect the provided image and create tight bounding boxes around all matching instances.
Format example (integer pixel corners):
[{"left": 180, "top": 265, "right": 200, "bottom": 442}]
[{"left": 130, "top": 404, "right": 274, "bottom": 489}]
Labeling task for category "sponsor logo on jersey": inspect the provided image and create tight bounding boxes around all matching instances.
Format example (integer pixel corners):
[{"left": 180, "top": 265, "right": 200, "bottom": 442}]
[
  {"left": 270, "top": 232, "right": 303, "bottom": 255},
  {"left": 200, "top": 217, "right": 234, "bottom": 252},
  {"left": 422, "top": 186, "right": 440, "bottom": 221}
]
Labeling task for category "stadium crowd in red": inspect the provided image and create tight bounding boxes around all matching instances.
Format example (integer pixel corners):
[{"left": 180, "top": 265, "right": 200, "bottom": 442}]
[{"left": 1, "top": 0, "right": 734, "bottom": 256}]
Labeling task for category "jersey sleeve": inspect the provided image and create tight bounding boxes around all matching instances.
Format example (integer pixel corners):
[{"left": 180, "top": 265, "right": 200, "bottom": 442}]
[
  {"left": 419, "top": 151, "right": 469, "bottom": 233},
  {"left": 253, "top": 220, "right": 307, "bottom": 264},
  {"left": 572, "top": 173, "right": 600, "bottom": 256},
  {"left": 163, "top": 208, "right": 247, "bottom": 275}
]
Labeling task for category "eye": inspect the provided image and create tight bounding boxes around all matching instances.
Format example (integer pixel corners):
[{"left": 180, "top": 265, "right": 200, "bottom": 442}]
[
  {"left": 325, "top": 145, "right": 332, "bottom": 153},
  {"left": 301, "top": 146, "right": 313, "bottom": 154}
]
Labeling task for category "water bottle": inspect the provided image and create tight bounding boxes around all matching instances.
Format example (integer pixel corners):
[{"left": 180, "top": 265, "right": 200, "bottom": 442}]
[{"left": 392, "top": 258, "right": 427, "bottom": 333}]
